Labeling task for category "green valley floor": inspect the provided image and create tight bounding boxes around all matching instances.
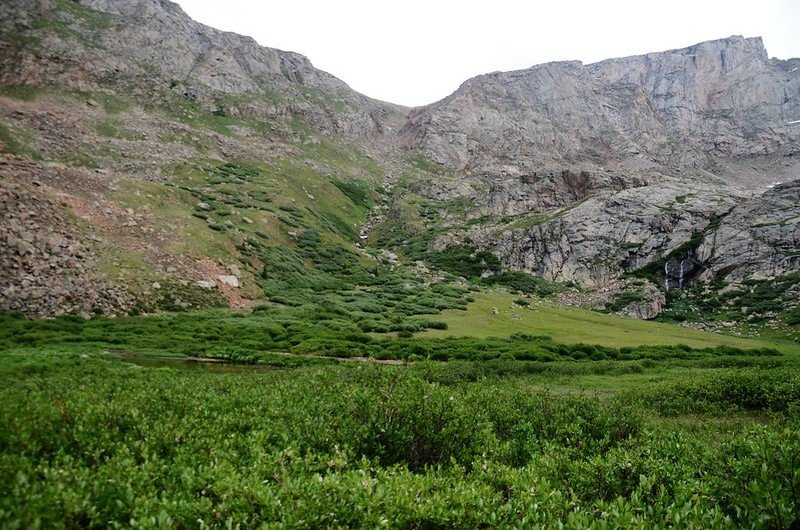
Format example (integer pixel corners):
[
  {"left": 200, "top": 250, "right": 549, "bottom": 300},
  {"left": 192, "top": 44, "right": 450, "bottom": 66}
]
[{"left": 2, "top": 298, "right": 800, "bottom": 528}]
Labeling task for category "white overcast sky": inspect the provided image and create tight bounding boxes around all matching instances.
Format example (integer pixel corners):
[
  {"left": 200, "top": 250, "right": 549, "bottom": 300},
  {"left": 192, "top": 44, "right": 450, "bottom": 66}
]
[{"left": 176, "top": 0, "right": 800, "bottom": 107}]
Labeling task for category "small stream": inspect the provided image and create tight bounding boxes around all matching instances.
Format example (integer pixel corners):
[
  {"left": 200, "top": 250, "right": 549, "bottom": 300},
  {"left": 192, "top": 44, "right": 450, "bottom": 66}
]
[{"left": 111, "top": 352, "right": 276, "bottom": 373}]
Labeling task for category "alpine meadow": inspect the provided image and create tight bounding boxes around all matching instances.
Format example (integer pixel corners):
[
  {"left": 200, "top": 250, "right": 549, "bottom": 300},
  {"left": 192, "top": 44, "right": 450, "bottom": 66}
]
[{"left": 1, "top": 0, "right": 799, "bottom": 528}]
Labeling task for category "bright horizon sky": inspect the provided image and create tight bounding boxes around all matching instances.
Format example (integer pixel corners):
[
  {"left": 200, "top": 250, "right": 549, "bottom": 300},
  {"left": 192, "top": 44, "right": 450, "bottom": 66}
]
[{"left": 176, "top": 0, "right": 800, "bottom": 107}]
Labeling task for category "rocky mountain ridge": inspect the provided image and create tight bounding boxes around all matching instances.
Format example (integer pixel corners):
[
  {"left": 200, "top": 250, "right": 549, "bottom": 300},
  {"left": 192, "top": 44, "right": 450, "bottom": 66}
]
[
  {"left": 402, "top": 36, "right": 800, "bottom": 173},
  {"left": 1, "top": 0, "right": 406, "bottom": 138},
  {"left": 0, "top": 0, "right": 798, "bottom": 332}
]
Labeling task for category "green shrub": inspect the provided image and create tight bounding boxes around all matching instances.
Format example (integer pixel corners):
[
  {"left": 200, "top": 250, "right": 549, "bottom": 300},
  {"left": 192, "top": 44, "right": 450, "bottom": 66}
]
[
  {"left": 426, "top": 246, "right": 501, "bottom": 279},
  {"left": 1, "top": 352, "right": 799, "bottom": 527}
]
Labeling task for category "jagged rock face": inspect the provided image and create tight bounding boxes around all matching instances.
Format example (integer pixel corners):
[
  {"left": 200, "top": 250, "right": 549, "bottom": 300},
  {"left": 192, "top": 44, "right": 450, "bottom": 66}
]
[
  {"left": 469, "top": 177, "right": 799, "bottom": 291},
  {"left": 0, "top": 0, "right": 405, "bottom": 137},
  {"left": 402, "top": 36, "right": 800, "bottom": 172},
  {"left": 399, "top": 35, "right": 800, "bottom": 299},
  {"left": 408, "top": 167, "right": 653, "bottom": 217},
  {"left": 480, "top": 179, "right": 739, "bottom": 287},
  {"left": 699, "top": 180, "right": 800, "bottom": 282},
  {"left": 475, "top": 169, "right": 653, "bottom": 216}
]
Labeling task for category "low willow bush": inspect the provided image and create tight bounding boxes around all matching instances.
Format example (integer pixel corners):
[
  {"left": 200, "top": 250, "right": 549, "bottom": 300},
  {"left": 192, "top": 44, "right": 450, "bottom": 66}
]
[
  {"left": 626, "top": 368, "right": 800, "bottom": 415},
  {"left": 2, "top": 353, "right": 799, "bottom": 528},
  {"left": 0, "top": 312, "right": 782, "bottom": 368}
]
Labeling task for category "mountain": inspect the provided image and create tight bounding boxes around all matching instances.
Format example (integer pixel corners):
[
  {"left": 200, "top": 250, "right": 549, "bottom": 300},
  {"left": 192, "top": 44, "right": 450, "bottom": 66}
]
[
  {"left": 2, "top": 0, "right": 405, "bottom": 136},
  {"left": 0, "top": 0, "right": 797, "bottom": 336},
  {"left": 403, "top": 36, "right": 800, "bottom": 170},
  {"left": 388, "top": 36, "right": 800, "bottom": 325}
]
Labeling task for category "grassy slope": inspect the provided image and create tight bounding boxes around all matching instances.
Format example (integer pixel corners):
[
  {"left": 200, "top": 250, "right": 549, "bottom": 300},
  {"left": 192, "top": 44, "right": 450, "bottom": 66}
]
[{"left": 423, "top": 291, "right": 800, "bottom": 354}]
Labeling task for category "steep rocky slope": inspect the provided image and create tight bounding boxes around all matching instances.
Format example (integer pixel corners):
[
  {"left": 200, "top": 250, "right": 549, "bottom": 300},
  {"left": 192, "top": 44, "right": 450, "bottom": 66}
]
[
  {"left": 0, "top": 0, "right": 798, "bottom": 333},
  {"left": 699, "top": 180, "right": 800, "bottom": 282},
  {"left": 386, "top": 36, "right": 800, "bottom": 325},
  {"left": 402, "top": 36, "right": 800, "bottom": 172},
  {"left": 0, "top": 0, "right": 406, "bottom": 318},
  {"left": 1, "top": 0, "right": 405, "bottom": 137}
]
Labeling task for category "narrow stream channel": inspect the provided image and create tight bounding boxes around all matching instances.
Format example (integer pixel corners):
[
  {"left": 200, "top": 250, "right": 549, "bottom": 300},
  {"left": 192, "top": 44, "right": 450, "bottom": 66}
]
[{"left": 110, "top": 352, "right": 277, "bottom": 373}]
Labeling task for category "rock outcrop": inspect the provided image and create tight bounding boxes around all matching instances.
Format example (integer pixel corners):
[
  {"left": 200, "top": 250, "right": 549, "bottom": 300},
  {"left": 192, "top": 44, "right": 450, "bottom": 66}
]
[
  {"left": 477, "top": 177, "right": 739, "bottom": 286},
  {"left": 402, "top": 36, "right": 800, "bottom": 173},
  {"left": 618, "top": 283, "right": 666, "bottom": 321},
  {"left": 0, "top": 0, "right": 406, "bottom": 138},
  {"left": 698, "top": 180, "right": 800, "bottom": 282}
]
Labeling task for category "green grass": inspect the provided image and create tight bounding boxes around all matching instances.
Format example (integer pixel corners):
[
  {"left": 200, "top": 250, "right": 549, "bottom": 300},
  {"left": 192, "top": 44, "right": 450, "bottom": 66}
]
[
  {"left": 95, "top": 119, "right": 143, "bottom": 140},
  {"left": 423, "top": 291, "right": 800, "bottom": 354},
  {"left": 0, "top": 124, "right": 37, "bottom": 158},
  {"left": 56, "top": 0, "right": 114, "bottom": 30},
  {"left": 407, "top": 154, "right": 453, "bottom": 177},
  {"left": 498, "top": 211, "right": 550, "bottom": 230},
  {"left": 0, "top": 304, "right": 788, "bottom": 369},
  {"left": 115, "top": 178, "right": 243, "bottom": 261},
  {"left": 0, "top": 85, "right": 42, "bottom": 101},
  {"left": 91, "top": 92, "right": 131, "bottom": 114},
  {"left": 93, "top": 152, "right": 381, "bottom": 305},
  {"left": 58, "top": 150, "right": 98, "bottom": 169}
]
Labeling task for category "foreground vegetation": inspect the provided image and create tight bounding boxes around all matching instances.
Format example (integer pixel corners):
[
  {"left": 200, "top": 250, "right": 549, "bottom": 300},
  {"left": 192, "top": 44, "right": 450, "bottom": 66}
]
[
  {"left": 2, "top": 303, "right": 794, "bottom": 367},
  {"left": 2, "top": 297, "right": 799, "bottom": 529},
  {"left": 1, "top": 350, "right": 799, "bottom": 528}
]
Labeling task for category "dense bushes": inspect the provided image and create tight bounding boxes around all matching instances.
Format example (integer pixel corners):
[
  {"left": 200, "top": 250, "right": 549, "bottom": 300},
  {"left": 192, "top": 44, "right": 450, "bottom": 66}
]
[
  {"left": 478, "top": 271, "right": 559, "bottom": 296},
  {"left": 0, "top": 311, "right": 783, "bottom": 367},
  {"left": 331, "top": 179, "right": 373, "bottom": 210},
  {"left": 626, "top": 367, "right": 800, "bottom": 415},
  {"left": 424, "top": 245, "right": 501, "bottom": 279},
  {"left": 241, "top": 229, "right": 474, "bottom": 334},
  {"left": 1, "top": 353, "right": 799, "bottom": 528},
  {"left": 348, "top": 374, "right": 493, "bottom": 469}
]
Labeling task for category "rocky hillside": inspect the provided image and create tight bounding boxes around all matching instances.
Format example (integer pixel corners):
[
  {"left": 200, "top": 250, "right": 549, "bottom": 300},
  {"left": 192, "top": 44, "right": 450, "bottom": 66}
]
[
  {"left": 1, "top": 0, "right": 405, "bottom": 137},
  {"left": 385, "top": 36, "right": 800, "bottom": 326},
  {"left": 0, "top": 0, "right": 406, "bottom": 318},
  {"left": 402, "top": 36, "right": 800, "bottom": 172},
  {"left": 0, "top": 0, "right": 798, "bottom": 334}
]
